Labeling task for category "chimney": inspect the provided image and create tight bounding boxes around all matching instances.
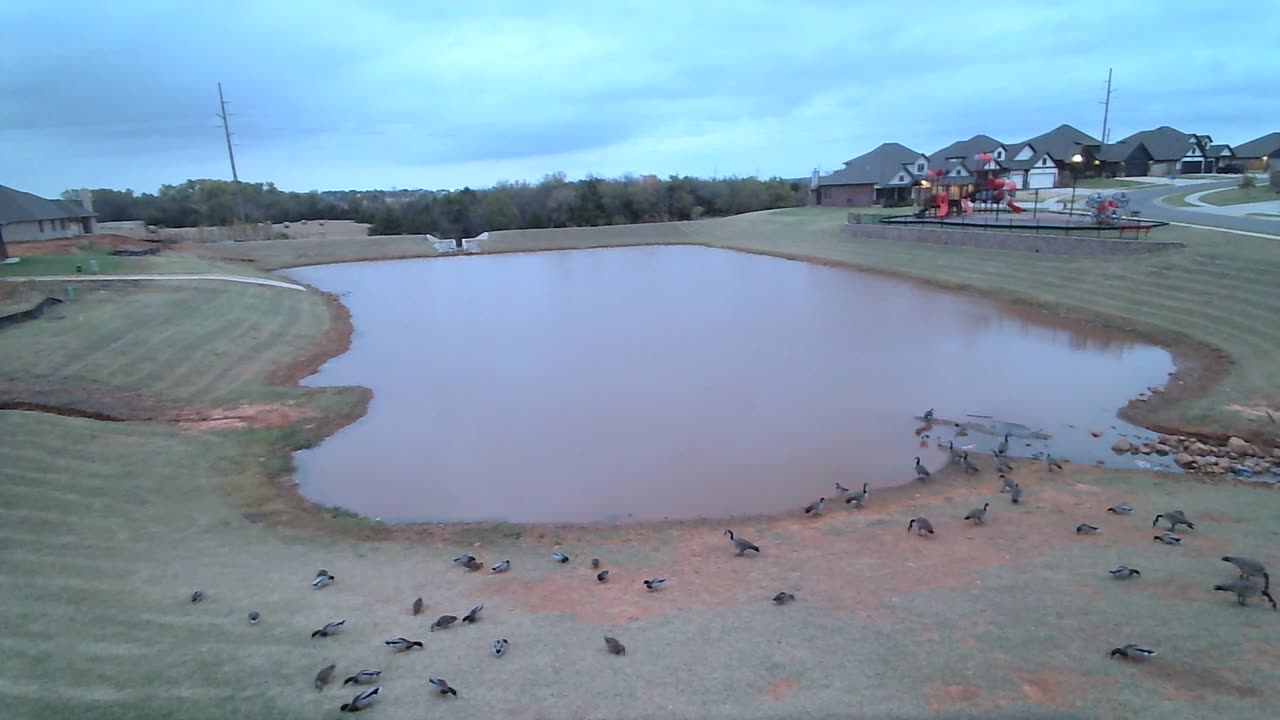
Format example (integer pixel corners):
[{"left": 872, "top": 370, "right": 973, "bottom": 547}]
[
  {"left": 78, "top": 188, "right": 94, "bottom": 214},
  {"left": 810, "top": 169, "right": 820, "bottom": 190}
]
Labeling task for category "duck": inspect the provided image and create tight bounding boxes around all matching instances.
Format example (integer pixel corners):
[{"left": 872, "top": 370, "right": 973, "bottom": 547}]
[
  {"left": 343, "top": 669, "right": 382, "bottom": 686},
  {"left": 493, "top": 638, "right": 509, "bottom": 657},
  {"left": 845, "top": 482, "right": 869, "bottom": 507},
  {"left": 834, "top": 482, "right": 851, "bottom": 496},
  {"left": 1046, "top": 454, "right": 1064, "bottom": 472},
  {"left": 964, "top": 503, "right": 990, "bottom": 525},
  {"left": 428, "top": 677, "right": 458, "bottom": 697},
  {"left": 772, "top": 591, "right": 796, "bottom": 605},
  {"left": 997, "top": 432, "right": 1009, "bottom": 456},
  {"left": 552, "top": 552, "right": 570, "bottom": 564},
  {"left": 462, "top": 603, "right": 484, "bottom": 623},
  {"left": 311, "top": 619, "right": 346, "bottom": 638},
  {"left": 462, "top": 558, "right": 483, "bottom": 572},
  {"left": 643, "top": 578, "right": 667, "bottom": 591},
  {"left": 1109, "top": 565, "right": 1141, "bottom": 579},
  {"left": 1153, "top": 533, "right": 1183, "bottom": 545},
  {"left": 803, "top": 497, "right": 826, "bottom": 515},
  {"left": 430, "top": 615, "right": 458, "bottom": 632},
  {"left": 312, "top": 571, "right": 335, "bottom": 590},
  {"left": 190, "top": 590, "right": 204, "bottom": 604},
  {"left": 948, "top": 441, "right": 964, "bottom": 464},
  {"left": 923, "top": 408, "right": 934, "bottom": 422},
  {"left": 597, "top": 570, "right": 610, "bottom": 583},
  {"left": 1213, "top": 580, "right": 1277, "bottom": 610},
  {"left": 962, "top": 452, "right": 980, "bottom": 473},
  {"left": 490, "top": 560, "right": 511, "bottom": 574},
  {"left": 384, "top": 637, "right": 423, "bottom": 651},
  {"left": 1109, "top": 644, "right": 1155, "bottom": 659},
  {"left": 1221, "top": 556, "right": 1270, "bottom": 589},
  {"left": 340, "top": 686, "right": 382, "bottom": 712},
  {"left": 999, "top": 474, "right": 1016, "bottom": 493},
  {"left": 604, "top": 636, "right": 626, "bottom": 655},
  {"left": 1107, "top": 503, "right": 1134, "bottom": 515},
  {"left": 453, "top": 555, "right": 476, "bottom": 566},
  {"left": 590, "top": 558, "right": 601, "bottom": 569},
  {"left": 315, "top": 663, "right": 337, "bottom": 690},
  {"left": 1009, "top": 483, "right": 1023, "bottom": 504},
  {"left": 1076, "top": 523, "right": 1100, "bottom": 535},
  {"left": 724, "top": 529, "right": 760, "bottom": 556},
  {"left": 915, "top": 457, "right": 931, "bottom": 480},
  {"left": 1152, "top": 511, "right": 1194, "bottom": 531},
  {"left": 248, "top": 611, "right": 260, "bottom": 625},
  {"left": 412, "top": 597, "right": 424, "bottom": 616},
  {"left": 908, "top": 517, "right": 935, "bottom": 536},
  {"left": 993, "top": 450, "right": 1012, "bottom": 472}
]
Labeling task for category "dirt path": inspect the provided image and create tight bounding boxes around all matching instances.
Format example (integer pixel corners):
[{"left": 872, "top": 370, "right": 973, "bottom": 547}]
[{"left": 0, "top": 273, "right": 306, "bottom": 290}]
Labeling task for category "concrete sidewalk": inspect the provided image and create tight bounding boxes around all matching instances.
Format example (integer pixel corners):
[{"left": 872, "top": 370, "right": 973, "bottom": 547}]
[
  {"left": 0, "top": 273, "right": 307, "bottom": 290},
  {"left": 1180, "top": 188, "right": 1280, "bottom": 217}
]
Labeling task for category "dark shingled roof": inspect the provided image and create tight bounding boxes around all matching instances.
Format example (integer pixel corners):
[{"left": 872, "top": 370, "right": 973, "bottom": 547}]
[
  {"left": 0, "top": 185, "right": 94, "bottom": 225},
  {"left": 1207, "top": 143, "right": 1234, "bottom": 157},
  {"left": 1016, "top": 124, "right": 1099, "bottom": 163},
  {"left": 1113, "top": 126, "right": 1203, "bottom": 161},
  {"left": 818, "top": 142, "right": 924, "bottom": 187},
  {"left": 1232, "top": 132, "right": 1280, "bottom": 159},
  {"left": 928, "top": 134, "right": 1003, "bottom": 171}
]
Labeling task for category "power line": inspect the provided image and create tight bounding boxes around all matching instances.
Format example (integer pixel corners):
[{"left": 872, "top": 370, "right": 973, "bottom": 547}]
[
  {"left": 1099, "top": 68, "right": 1116, "bottom": 144},
  {"left": 216, "top": 82, "right": 246, "bottom": 223}
]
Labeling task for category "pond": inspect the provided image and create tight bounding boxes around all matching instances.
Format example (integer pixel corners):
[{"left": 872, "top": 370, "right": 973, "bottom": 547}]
[{"left": 289, "top": 245, "right": 1174, "bottom": 524}]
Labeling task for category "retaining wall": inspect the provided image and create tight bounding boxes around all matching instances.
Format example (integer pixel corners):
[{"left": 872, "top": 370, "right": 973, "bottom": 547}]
[
  {"left": 846, "top": 223, "right": 1184, "bottom": 256},
  {"left": 0, "top": 296, "right": 63, "bottom": 330}
]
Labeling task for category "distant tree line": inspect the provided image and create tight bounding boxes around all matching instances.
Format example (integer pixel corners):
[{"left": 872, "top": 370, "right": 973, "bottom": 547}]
[{"left": 70, "top": 173, "right": 807, "bottom": 239}]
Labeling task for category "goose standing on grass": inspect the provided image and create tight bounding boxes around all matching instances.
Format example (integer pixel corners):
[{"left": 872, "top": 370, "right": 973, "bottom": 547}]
[
  {"left": 949, "top": 441, "right": 964, "bottom": 464},
  {"left": 772, "top": 592, "right": 796, "bottom": 605},
  {"left": 999, "top": 474, "right": 1016, "bottom": 493},
  {"left": 462, "top": 603, "right": 484, "bottom": 624},
  {"left": 430, "top": 615, "right": 458, "bottom": 632},
  {"left": 343, "top": 669, "right": 382, "bottom": 686},
  {"left": 724, "top": 529, "right": 760, "bottom": 556},
  {"left": 604, "top": 636, "right": 626, "bottom": 655},
  {"left": 1213, "top": 580, "right": 1278, "bottom": 610},
  {"left": 908, "top": 517, "right": 935, "bottom": 536},
  {"left": 997, "top": 433, "right": 1010, "bottom": 456},
  {"left": 1222, "top": 556, "right": 1270, "bottom": 589},
  {"left": 597, "top": 570, "right": 610, "bottom": 583},
  {"left": 1109, "top": 644, "right": 1155, "bottom": 660},
  {"left": 643, "top": 578, "right": 667, "bottom": 591},
  {"left": 915, "top": 457, "right": 931, "bottom": 480},
  {"left": 493, "top": 638, "right": 509, "bottom": 657},
  {"left": 552, "top": 552, "right": 570, "bottom": 564},
  {"left": 311, "top": 619, "right": 346, "bottom": 638},
  {"left": 1046, "top": 454, "right": 1064, "bottom": 472},
  {"left": 1107, "top": 503, "right": 1134, "bottom": 515},
  {"left": 993, "top": 450, "right": 1012, "bottom": 472},
  {"left": 428, "top": 677, "right": 458, "bottom": 697},
  {"left": 384, "top": 637, "right": 424, "bottom": 651},
  {"left": 845, "top": 483, "right": 869, "bottom": 507},
  {"left": 490, "top": 560, "right": 511, "bottom": 574},
  {"left": 1076, "top": 523, "right": 1100, "bottom": 535},
  {"left": 190, "top": 590, "right": 204, "bottom": 604},
  {"left": 965, "top": 503, "right": 990, "bottom": 525},
  {"left": 1153, "top": 533, "right": 1183, "bottom": 545},
  {"left": 962, "top": 452, "right": 980, "bottom": 473},
  {"left": 312, "top": 571, "right": 335, "bottom": 590},
  {"left": 340, "top": 686, "right": 382, "bottom": 712},
  {"left": 315, "top": 663, "right": 337, "bottom": 690},
  {"left": 453, "top": 555, "right": 476, "bottom": 567},
  {"left": 1109, "top": 566, "right": 1141, "bottom": 579},
  {"left": 804, "top": 497, "right": 826, "bottom": 516},
  {"left": 412, "top": 597, "right": 424, "bottom": 616},
  {"left": 1009, "top": 483, "right": 1023, "bottom": 504},
  {"left": 462, "top": 558, "right": 483, "bottom": 572},
  {"left": 1152, "top": 511, "right": 1195, "bottom": 531},
  {"left": 248, "top": 611, "right": 260, "bottom": 625}
]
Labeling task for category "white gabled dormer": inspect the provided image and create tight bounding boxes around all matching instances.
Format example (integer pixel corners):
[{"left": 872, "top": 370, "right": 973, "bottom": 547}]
[
  {"left": 993, "top": 146, "right": 1007, "bottom": 161},
  {"left": 1014, "top": 144, "right": 1035, "bottom": 161},
  {"left": 1037, "top": 154, "right": 1055, "bottom": 167},
  {"left": 949, "top": 164, "right": 968, "bottom": 176},
  {"left": 913, "top": 156, "right": 928, "bottom": 175},
  {"left": 1184, "top": 144, "right": 1202, "bottom": 157},
  {"left": 892, "top": 170, "right": 909, "bottom": 184}
]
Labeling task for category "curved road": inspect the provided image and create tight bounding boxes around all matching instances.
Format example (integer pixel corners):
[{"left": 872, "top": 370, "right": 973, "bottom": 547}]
[
  {"left": 1124, "top": 180, "right": 1279, "bottom": 236},
  {"left": 0, "top": 273, "right": 306, "bottom": 290}
]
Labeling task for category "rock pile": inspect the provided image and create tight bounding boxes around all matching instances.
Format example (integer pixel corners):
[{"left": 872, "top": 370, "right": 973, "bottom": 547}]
[{"left": 1113, "top": 433, "right": 1277, "bottom": 482}]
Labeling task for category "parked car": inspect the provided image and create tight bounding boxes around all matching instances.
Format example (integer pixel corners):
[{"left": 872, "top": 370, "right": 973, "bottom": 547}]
[{"left": 1217, "top": 163, "right": 1246, "bottom": 174}]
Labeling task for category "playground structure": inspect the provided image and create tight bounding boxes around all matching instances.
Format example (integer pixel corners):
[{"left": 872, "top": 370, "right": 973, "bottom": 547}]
[
  {"left": 915, "top": 156, "right": 1024, "bottom": 219},
  {"left": 1084, "top": 191, "right": 1130, "bottom": 226}
]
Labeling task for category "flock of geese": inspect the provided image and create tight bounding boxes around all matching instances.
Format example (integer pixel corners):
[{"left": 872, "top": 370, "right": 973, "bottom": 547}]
[{"left": 185, "top": 407, "right": 1273, "bottom": 712}]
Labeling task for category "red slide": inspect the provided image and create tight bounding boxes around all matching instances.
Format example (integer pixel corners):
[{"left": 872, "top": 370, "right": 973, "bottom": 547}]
[
  {"left": 1006, "top": 201, "right": 1024, "bottom": 214},
  {"left": 936, "top": 195, "right": 950, "bottom": 217}
]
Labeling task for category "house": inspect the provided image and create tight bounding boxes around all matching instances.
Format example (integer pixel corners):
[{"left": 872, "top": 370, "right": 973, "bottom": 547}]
[
  {"left": 810, "top": 142, "right": 930, "bottom": 207},
  {"left": 1232, "top": 132, "right": 1280, "bottom": 171},
  {"left": 1083, "top": 141, "right": 1154, "bottom": 178},
  {"left": 1012, "top": 124, "right": 1100, "bottom": 186},
  {"left": 925, "top": 135, "right": 1005, "bottom": 195},
  {"left": 0, "top": 185, "right": 96, "bottom": 247},
  {"left": 1105, "top": 127, "right": 1211, "bottom": 176},
  {"left": 1205, "top": 143, "right": 1237, "bottom": 172}
]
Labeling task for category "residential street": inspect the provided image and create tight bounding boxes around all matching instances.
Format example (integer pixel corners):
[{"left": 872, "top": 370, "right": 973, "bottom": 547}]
[{"left": 1124, "top": 180, "right": 1279, "bottom": 236}]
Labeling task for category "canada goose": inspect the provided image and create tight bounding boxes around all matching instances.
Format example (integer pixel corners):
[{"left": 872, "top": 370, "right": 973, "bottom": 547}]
[
  {"left": 964, "top": 503, "right": 990, "bottom": 525},
  {"left": 1213, "top": 580, "right": 1277, "bottom": 610},
  {"left": 597, "top": 570, "right": 610, "bottom": 583},
  {"left": 311, "top": 619, "right": 346, "bottom": 638},
  {"left": 724, "top": 529, "right": 760, "bottom": 555},
  {"left": 384, "top": 637, "right": 423, "bottom": 651},
  {"left": 1046, "top": 454, "right": 1063, "bottom": 471},
  {"left": 493, "top": 638, "right": 509, "bottom": 657},
  {"left": 248, "top": 611, "right": 260, "bottom": 625},
  {"left": 915, "top": 457, "right": 931, "bottom": 480},
  {"left": 462, "top": 603, "right": 484, "bottom": 623},
  {"left": 835, "top": 482, "right": 851, "bottom": 496},
  {"left": 552, "top": 552, "right": 570, "bottom": 564},
  {"left": 315, "top": 663, "right": 337, "bottom": 690},
  {"left": 994, "top": 450, "right": 1012, "bottom": 472},
  {"left": 490, "top": 560, "right": 511, "bottom": 574},
  {"left": 999, "top": 474, "right": 1016, "bottom": 493},
  {"left": 604, "top": 636, "right": 626, "bottom": 655},
  {"left": 773, "top": 591, "right": 796, "bottom": 605},
  {"left": 1076, "top": 523, "right": 1100, "bottom": 535},
  {"left": 923, "top": 408, "right": 934, "bottom": 422},
  {"left": 462, "top": 559, "right": 483, "bottom": 572},
  {"left": 1109, "top": 644, "right": 1155, "bottom": 659},
  {"left": 412, "top": 597, "right": 424, "bottom": 616},
  {"left": 907, "top": 517, "right": 935, "bottom": 536},
  {"left": 1221, "top": 556, "right": 1270, "bottom": 590},
  {"left": 643, "top": 578, "right": 667, "bottom": 591},
  {"left": 1009, "top": 483, "right": 1023, "bottom": 504},
  {"left": 430, "top": 615, "right": 458, "bottom": 632},
  {"left": 190, "top": 590, "right": 204, "bottom": 604},
  {"left": 590, "top": 558, "right": 600, "bottom": 569},
  {"left": 428, "top": 677, "right": 458, "bottom": 697},
  {"left": 804, "top": 497, "right": 826, "bottom": 515},
  {"left": 997, "top": 433, "right": 1009, "bottom": 456},
  {"left": 1153, "top": 533, "right": 1182, "bottom": 545},
  {"left": 1152, "top": 511, "right": 1194, "bottom": 531},
  {"left": 340, "top": 686, "right": 382, "bottom": 711},
  {"left": 845, "top": 483, "right": 869, "bottom": 507},
  {"left": 1107, "top": 503, "right": 1134, "bottom": 515},
  {"left": 962, "top": 452, "right": 980, "bottom": 473},
  {"left": 948, "top": 441, "right": 964, "bottom": 464},
  {"left": 1109, "top": 565, "right": 1141, "bottom": 579},
  {"left": 343, "top": 669, "right": 382, "bottom": 686},
  {"left": 453, "top": 555, "right": 476, "bottom": 566},
  {"left": 312, "top": 572, "right": 335, "bottom": 590}
]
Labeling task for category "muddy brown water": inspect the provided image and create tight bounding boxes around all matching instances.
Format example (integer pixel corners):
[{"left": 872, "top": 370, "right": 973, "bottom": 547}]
[{"left": 289, "top": 246, "right": 1174, "bottom": 524}]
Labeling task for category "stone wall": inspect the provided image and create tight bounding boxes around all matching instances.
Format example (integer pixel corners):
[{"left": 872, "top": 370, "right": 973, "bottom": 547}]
[{"left": 847, "top": 223, "right": 1183, "bottom": 257}]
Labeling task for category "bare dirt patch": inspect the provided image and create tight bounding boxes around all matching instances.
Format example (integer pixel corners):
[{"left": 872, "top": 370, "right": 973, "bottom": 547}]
[
  {"left": 1008, "top": 669, "right": 1107, "bottom": 708},
  {"left": 169, "top": 402, "right": 311, "bottom": 432},
  {"left": 7, "top": 234, "right": 159, "bottom": 257},
  {"left": 924, "top": 683, "right": 984, "bottom": 711},
  {"left": 763, "top": 677, "right": 798, "bottom": 700}
]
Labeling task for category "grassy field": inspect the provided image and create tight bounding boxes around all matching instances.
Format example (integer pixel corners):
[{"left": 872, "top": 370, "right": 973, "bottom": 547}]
[
  {"left": 1159, "top": 190, "right": 1198, "bottom": 207},
  {"left": 1073, "top": 178, "right": 1159, "bottom": 190},
  {"left": 190, "top": 235, "right": 443, "bottom": 270},
  {"left": 3, "top": 209, "right": 1280, "bottom": 718},
  {"left": 1199, "top": 186, "right": 1280, "bottom": 206}
]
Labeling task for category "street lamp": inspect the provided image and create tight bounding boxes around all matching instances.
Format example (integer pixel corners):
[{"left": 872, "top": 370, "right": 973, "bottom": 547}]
[{"left": 1069, "top": 153, "right": 1084, "bottom": 219}]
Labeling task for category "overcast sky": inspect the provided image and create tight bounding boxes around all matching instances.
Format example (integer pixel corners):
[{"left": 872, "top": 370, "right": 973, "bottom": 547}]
[{"left": 2, "top": 1, "right": 1275, "bottom": 196}]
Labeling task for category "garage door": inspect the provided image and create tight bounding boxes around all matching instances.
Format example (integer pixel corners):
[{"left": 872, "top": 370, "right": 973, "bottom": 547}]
[
  {"left": 1180, "top": 160, "right": 1203, "bottom": 173},
  {"left": 1026, "top": 168, "right": 1056, "bottom": 188}
]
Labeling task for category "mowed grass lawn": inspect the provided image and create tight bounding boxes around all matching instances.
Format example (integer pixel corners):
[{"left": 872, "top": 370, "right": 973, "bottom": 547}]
[{"left": 1200, "top": 185, "right": 1280, "bottom": 206}]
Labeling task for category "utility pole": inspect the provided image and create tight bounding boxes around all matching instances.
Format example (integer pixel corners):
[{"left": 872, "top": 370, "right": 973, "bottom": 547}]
[
  {"left": 216, "top": 82, "right": 246, "bottom": 225},
  {"left": 1099, "top": 68, "right": 1115, "bottom": 144}
]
